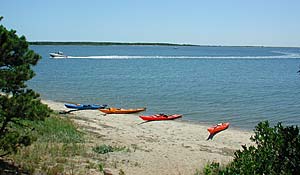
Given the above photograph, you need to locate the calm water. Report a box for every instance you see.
[29,45,300,130]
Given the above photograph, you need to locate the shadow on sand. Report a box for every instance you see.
[206,130,227,140]
[59,109,79,114]
[137,120,153,125]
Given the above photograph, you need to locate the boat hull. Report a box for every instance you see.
[65,103,107,110]
[99,107,146,114]
[49,53,67,58]
[139,114,182,121]
[207,122,230,135]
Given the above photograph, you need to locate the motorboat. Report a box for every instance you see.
[49,51,67,58]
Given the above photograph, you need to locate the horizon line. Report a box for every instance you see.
[28,41,300,49]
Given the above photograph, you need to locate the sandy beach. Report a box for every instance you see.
[43,100,253,175]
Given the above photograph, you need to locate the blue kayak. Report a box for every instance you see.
[64,103,107,110]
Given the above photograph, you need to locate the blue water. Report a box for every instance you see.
[28,45,300,130]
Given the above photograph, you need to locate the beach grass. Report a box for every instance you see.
[6,112,133,175]
[31,115,85,143]
[8,115,87,174]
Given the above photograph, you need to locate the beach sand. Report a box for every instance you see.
[43,100,253,175]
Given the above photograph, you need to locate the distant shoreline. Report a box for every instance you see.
[29,41,197,47]
[29,41,300,48]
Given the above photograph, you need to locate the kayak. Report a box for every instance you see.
[99,107,146,114]
[139,114,182,121]
[207,122,230,135]
[64,103,107,110]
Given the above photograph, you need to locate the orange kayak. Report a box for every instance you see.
[139,114,182,121]
[99,107,146,114]
[207,122,230,135]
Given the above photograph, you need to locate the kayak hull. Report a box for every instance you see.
[139,114,182,121]
[65,103,107,110]
[99,107,146,114]
[207,122,230,135]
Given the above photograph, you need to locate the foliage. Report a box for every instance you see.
[31,116,84,143]
[92,144,128,154]
[9,116,85,174]
[203,121,300,175]
[202,162,221,175]
[93,144,114,154]
[98,163,104,172]
[0,16,51,156]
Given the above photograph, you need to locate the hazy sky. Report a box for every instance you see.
[1,0,300,47]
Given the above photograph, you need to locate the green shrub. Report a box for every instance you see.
[93,145,114,154]
[204,121,300,175]
[202,162,221,175]
[98,163,104,172]
[0,16,52,156]
[92,144,128,154]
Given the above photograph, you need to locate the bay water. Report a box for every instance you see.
[29,45,300,130]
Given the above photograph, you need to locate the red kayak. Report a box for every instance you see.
[207,122,230,135]
[139,114,182,121]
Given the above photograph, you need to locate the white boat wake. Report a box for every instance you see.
[54,52,300,60]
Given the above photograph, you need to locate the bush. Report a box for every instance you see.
[202,162,221,175]
[92,144,128,154]
[204,121,300,175]
[0,16,52,156]
[93,144,114,154]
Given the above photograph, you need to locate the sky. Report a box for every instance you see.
[1,0,300,47]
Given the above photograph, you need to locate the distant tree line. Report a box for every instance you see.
[29,41,197,46]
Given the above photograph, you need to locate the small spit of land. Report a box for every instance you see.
[25,100,251,175]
